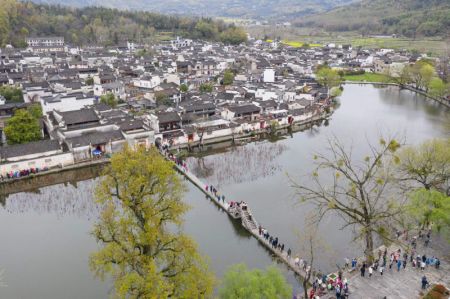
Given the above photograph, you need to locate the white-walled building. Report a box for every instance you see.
[0,140,74,177]
[133,74,161,89]
[40,92,96,114]
[26,37,64,47]
[94,81,126,100]
[263,68,275,83]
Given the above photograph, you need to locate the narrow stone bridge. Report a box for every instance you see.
[171,161,314,283]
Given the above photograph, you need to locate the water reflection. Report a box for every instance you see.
[2,180,100,220]
[186,142,288,187]
[377,86,445,116]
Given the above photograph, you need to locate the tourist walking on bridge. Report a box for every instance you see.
[294,256,300,267]
[351,258,357,270]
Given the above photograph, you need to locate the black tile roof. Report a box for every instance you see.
[65,130,124,147]
[58,109,99,126]
[114,118,145,132]
[0,139,60,159]
[156,111,181,124]
[228,104,260,114]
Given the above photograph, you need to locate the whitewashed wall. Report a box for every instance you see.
[1,152,74,176]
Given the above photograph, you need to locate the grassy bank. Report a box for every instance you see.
[343,73,393,82]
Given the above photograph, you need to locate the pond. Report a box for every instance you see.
[0,84,448,298]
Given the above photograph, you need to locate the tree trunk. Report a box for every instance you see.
[303,273,309,299]
[364,230,374,263]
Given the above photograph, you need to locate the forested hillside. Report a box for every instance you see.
[0,0,247,47]
[296,0,450,37]
[31,0,359,20]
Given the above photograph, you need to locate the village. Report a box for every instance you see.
[0,35,447,179]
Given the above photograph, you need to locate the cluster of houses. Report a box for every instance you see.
[0,35,438,178]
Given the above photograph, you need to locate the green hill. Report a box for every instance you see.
[0,0,247,47]
[295,0,450,37]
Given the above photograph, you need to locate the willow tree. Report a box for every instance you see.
[90,146,215,298]
[218,264,292,299]
[293,137,405,262]
[407,188,450,233]
[315,66,342,93]
[397,138,450,193]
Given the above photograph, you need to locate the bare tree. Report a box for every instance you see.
[299,225,316,299]
[297,221,331,299]
[292,136,406,262]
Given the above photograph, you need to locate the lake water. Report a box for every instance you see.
[0,85,448,298]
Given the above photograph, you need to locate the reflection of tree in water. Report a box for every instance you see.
[186,142,288,187]
[2,179,101,220]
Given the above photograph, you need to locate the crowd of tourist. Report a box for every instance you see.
[0,166,49,181]
[350,229,442,296]
[308,271,349,299]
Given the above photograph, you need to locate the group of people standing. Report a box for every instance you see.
[353,229,442,293]
[309,271,349,299]
[1,166,49,181]
[173,155,188,172]
[357,247,440,277]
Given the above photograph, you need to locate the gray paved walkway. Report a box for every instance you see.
[347,235,450,299]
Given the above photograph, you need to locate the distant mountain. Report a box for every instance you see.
[295,0,450,37]
[30,0,359,20]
